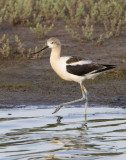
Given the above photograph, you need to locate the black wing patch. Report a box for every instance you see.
[66,63,115,76]
[66,56,84,64]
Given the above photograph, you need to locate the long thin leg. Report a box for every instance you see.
[52,83,88,114]
[80,83,88,124]
[84,101,88,125]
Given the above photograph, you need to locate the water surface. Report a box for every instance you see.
[0,105,126,160]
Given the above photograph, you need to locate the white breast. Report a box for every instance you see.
[50,56,71,81]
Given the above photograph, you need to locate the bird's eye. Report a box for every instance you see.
[51,42,54,44]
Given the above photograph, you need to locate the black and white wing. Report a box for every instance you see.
[66,56,115,76]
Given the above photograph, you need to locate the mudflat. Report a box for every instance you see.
[0,21,126,108]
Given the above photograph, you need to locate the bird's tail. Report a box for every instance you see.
[93,64,116,74]
[104,64,116,69]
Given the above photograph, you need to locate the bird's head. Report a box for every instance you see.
[47,37,61,49]
[31,37,60,56]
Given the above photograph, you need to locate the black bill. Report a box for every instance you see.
[31,45,49,56]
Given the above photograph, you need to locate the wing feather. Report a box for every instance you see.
[66,63,115,76]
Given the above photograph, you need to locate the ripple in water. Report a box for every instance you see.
[0,105,126,160]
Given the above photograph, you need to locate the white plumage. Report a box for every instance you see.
[32,37,116,120]
[50,56,87,83]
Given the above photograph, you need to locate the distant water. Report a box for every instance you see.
[0,105,126,160]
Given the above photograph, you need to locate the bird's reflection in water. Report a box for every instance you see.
[56,114,88,130]
[56,116,63,124]
[45,112,88,159]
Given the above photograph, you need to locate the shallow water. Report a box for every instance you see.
[0,105,126,160]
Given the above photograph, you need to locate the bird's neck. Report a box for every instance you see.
[50,46,61,62]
